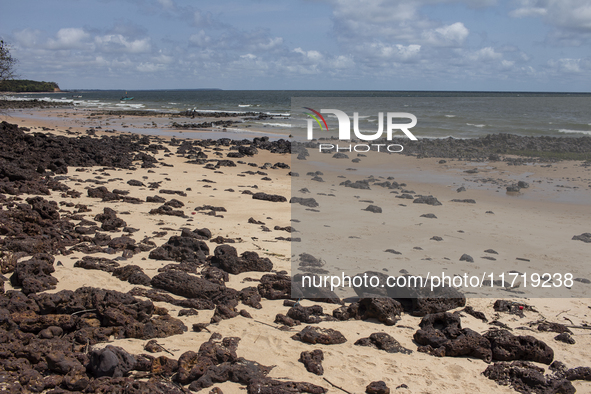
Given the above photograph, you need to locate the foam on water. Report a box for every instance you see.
[558,129,591,135]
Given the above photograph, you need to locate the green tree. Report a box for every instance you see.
[0,40,17,81]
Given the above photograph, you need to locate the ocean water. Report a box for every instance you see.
[6,90,591,139]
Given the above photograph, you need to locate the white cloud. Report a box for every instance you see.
[547,58,584,73]
[47,28,90,50]
[469,46,503,61]
[95,35,151,53]
[510,6,548,18]
[509,0,591,45]
[423,22,469,46]
[189,30,211,47]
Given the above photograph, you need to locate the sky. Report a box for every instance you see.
[1,0,591,91]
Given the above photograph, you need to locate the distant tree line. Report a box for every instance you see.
[0,79,60,92]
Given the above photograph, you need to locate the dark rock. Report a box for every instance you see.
[292,326,347,345]
[299,349,324,375]
[239,287,262,309]
[299,253,324,267]
[538,322,572,334]
[565,366,591,381]
[459,254,474,263]
[258,273,291,300]
[151,270,224,301]
[554,332,575,344]
[10,255,58,294]
[112,265,151,286]
[413,196,442,206]
[287,305,324,324]
[414,312,492,362]
[212,245,273,274]
[572,233,591,243]
[252,193,287,202]
[451,199,476,203]
[275,313,298,327]
[355,333,412,354]
[74,256,119,272]
[88,345,137,378]
[149,235,209,264]
[420,213,437,219]
[290,197,319,208]
[364,205,382,213]
[463,306,488,322]
[147,195,167,203]
[484,329,554,364]
[484,361,575,394]
[366,381,390,394]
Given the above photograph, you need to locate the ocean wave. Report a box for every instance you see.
[115,103,145,109]
[466,123,485,128]
[445,115,456,118]
[255,122,291,128]
[558,129,591,135]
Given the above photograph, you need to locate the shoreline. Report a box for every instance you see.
[0,107,590,393]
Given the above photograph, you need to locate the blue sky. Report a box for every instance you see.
[1,0,590,91]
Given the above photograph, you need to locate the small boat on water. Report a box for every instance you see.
[120,91,134,101]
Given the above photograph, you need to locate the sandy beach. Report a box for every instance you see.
[1,105,591,394]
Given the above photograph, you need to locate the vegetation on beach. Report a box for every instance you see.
[505,149,591,161]
[0,79,60,92]
[0,39,17,81]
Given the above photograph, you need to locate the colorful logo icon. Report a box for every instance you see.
[303,107,328,131]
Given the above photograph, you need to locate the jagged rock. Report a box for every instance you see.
[257,273,292,300]
[10,254,58,294]
[483,361,575,394]
[554,333,575,344]
[414,312,492,362]
[112,265,151,286]
[292,326,347,345]
[299,349,324,375]
[287,305,325,324]
[355,333,412,354]
[572,233,591,243]
[413,195,442,206]
[460,254,474,263]
[239,287,262,309]
[366,381,390,394]
[463,306,488,322]
[147,195,166,203]
[212,245,273,274]
[149,236,209,264]
[484,329,554,364]
[88,345,137,378]
[351,271,465,316]
[252,193,287,202]
[290,197,319,207]
[299,253,324,267]
[151,271,223,300]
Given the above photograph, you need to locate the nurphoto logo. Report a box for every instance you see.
[304,107,418,152]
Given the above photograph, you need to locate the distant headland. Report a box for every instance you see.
[0,79,61,93]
